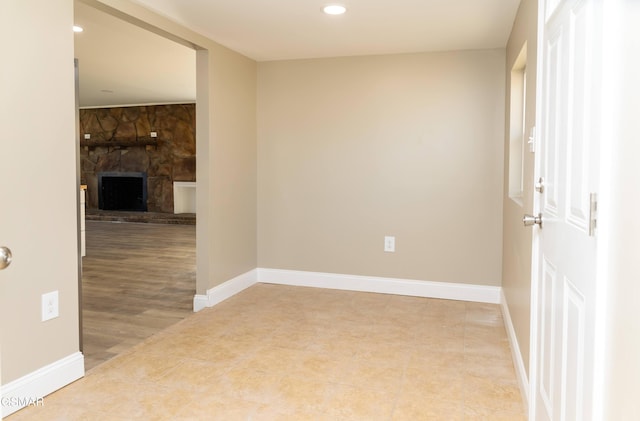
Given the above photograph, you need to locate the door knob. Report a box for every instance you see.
[523,213,543,228]
[0,246,12,270]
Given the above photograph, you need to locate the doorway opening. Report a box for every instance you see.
[74,1,205,370]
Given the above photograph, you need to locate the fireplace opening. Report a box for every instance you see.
[98,172,147,212]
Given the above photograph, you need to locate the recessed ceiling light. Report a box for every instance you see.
[73,25,84,33]
[323,5,346,15]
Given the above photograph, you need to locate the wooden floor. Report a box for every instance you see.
[81,221,196,371]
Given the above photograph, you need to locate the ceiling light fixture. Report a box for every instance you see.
[73,25,84,33]
[323,5,346,15]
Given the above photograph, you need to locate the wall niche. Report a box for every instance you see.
[79,104,195,213]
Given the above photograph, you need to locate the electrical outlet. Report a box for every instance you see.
[150,131,158,138]
[84,133,91,140]
[41,291,59,322]
[384,236,395,252]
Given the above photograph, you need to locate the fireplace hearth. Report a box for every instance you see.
[98,172,147,212]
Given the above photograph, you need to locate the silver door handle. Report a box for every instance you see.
[0,246,12,270]
[523,213,543,228]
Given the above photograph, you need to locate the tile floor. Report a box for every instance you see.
[8,284,525,420]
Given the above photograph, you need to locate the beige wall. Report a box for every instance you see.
[502,0,537,375]
[258,50,505,285]
[0,0,80,382]
[207,44,257,288]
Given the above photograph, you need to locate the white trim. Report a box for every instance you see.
[79,101,195,110]
[193,268,502,309]
[192,294,209,313]
[1,352,84,417]
[193,269,258,312]
[500,289,530,411]
[257,268,501,304]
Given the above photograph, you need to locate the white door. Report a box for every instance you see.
[530,0,602,420]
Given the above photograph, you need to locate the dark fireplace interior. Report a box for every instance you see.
[98,172,148,212]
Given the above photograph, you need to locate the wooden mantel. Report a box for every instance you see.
[79,136,159,148]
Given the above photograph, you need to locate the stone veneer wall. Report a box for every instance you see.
[79,104,195,213]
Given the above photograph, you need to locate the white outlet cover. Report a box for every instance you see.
[41,291,59,322]
[384,236,396,252]
[84,133,91,139]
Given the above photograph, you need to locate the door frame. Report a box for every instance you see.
[74,58,83,352]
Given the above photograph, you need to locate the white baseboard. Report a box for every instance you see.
[193,269,258,312]
[1,352,84,417]
[500,289,529,411]
[193,265,501,310]
[257,268,501,304]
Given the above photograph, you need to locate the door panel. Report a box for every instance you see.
[546,0,563,21]
[540,257,558,416]
[565,0,592,233]
[561,278,585,420]
[542,25,562,216]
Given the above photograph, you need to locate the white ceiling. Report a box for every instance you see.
[132,0,522,61]
[74,1,196,108]
[74,0,521,107]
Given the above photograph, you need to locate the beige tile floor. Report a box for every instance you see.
[9,284,525,420]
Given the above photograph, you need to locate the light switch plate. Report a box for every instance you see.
[42,291,59,322]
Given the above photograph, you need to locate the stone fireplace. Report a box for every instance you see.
[80,104,195,213]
